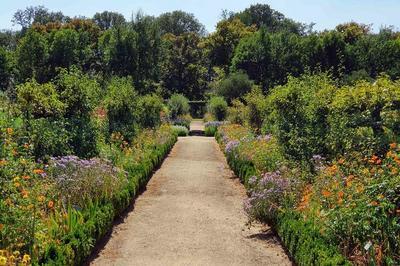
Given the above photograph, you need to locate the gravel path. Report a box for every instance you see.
[90,121,291,266]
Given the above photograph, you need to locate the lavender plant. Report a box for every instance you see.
[48,156,128,209]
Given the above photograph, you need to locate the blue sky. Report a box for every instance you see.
[1,0,399,33]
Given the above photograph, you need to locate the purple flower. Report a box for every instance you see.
[225,140,240,153]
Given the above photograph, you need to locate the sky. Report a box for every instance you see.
[1,0,399,33]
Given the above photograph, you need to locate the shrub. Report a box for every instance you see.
[167,93,190,119]
[207,96,227,121]
[328,76,400,156]
[138,94,164,129]
[227,99,247,125]
[204,121,226,136]
[170,114,192,129]
[104,77,140,141]
[214,72,253,103]
[172,125,189,136]
[266,74,336,164]
[244,87,267,132]
[16,80,65,119]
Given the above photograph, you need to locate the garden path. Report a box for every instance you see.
[90,120,291,266]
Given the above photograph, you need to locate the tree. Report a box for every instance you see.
[214,72,253,103]
[336,22,371,44]
[160,33,208,99]
[49,29,79,69]
[0,48,13,91]
[232,4,306,34]
[93,11,126,30]
[16,30,48,82]
[157,10,206,36]
[205,18,256,70]
[12,5,69,30]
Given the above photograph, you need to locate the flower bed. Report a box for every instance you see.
[0,124,177,265]
[216,124,350,265]
[204,121,227,137]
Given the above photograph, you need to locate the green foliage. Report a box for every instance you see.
[207,96,227,121]
[167,93,190,119]
[156,10,206,36]
[328,76,400,155]
[214,72,253,103]
[244,87,267,132]
[137,94,163,129]
[0,47,13,91]
[93,11,126,30]
[16,79,65,118]
[160,33,208,99]
[227,99,247,125]
[104,77,140,140]
[172,125,189,136]
[48,29,79,69]
[266,74,336,163]
[16,30,48,82]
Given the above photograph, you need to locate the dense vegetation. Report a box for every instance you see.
[1,3,400,265]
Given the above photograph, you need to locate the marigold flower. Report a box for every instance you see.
[370,201,379,206]
[33,169,45,175]
[22,175,30,180]
[21,190,29,199]
[48,200,54,208]
[322,189,332,197]
[6,127,13,135]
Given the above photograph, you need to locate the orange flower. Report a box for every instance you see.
[14,182,21,188]
[48,201,54,208]
[390,143,397,149]
[21,190,29,198]
[0,224,3,231]
[370,201,379,206]
[322,189,332,197]
[0,160,6,167]
[33,169,44,175]
[391,168,398,175]
[338,191,345,198]
[6,127,13,135]
[22,175,30,180]
[338,158,345,165]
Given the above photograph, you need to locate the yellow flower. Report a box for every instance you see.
[37,195,45,202]
[23,254,30,262]
[0,256,7,266]
[14,182,21,188]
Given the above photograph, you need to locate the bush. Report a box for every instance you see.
[170,113,192,130]
[204,121,226,136]
[207,96,227,121]
[168,93,190,119]
[266,74,336,164]
[104,77,140,141]
[138,94,164,129]
[214,72,253,103]
[172,125,189,136]
[328,76,400,156]
[227,99,247,125]
[244,87,267,132]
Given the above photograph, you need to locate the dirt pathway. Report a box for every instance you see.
[90,121,291,266]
